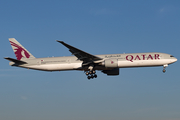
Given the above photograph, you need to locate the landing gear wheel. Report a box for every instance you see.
[86,72,89,75]
[94,74,97,78]
[91,75,94,79]
[87,76,91,80]
[163,69,166,73]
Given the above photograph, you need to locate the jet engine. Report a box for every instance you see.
[104,59,118,68]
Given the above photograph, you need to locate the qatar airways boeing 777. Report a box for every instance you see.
[5,38,177,79]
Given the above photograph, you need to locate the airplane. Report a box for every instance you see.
[4,38,177,79]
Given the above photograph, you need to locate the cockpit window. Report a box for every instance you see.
[170,55,174,57]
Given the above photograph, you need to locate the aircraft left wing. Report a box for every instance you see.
[56,41,102,63]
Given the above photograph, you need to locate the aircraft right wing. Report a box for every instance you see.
[56,41,103,63]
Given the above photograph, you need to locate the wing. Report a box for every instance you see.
[56,41,102,63]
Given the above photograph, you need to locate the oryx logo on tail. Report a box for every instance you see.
[10,41,30,60]
[9,38,35,60]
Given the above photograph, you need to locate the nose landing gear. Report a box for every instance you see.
[163,64,168,73]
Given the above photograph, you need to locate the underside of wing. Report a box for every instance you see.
[56,41,102,63]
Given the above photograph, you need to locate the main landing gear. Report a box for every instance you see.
[85,71,97,80]
[84,65,98,79]
[163,64,168,73]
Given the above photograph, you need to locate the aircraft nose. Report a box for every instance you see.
[172,57,177,63]
[175,57,178,62]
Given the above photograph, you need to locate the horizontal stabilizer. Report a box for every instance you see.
[4,57,27,64]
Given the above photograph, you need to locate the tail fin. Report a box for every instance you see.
[9,38,35,60]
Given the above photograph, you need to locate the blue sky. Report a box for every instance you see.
[0,0,180,120]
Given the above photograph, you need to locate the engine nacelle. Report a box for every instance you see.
[104,59,118,68]
[102,68,119,76]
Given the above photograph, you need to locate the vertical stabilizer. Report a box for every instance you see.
[9,38,35,60]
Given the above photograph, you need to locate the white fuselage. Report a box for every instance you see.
[10,52,177,71]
